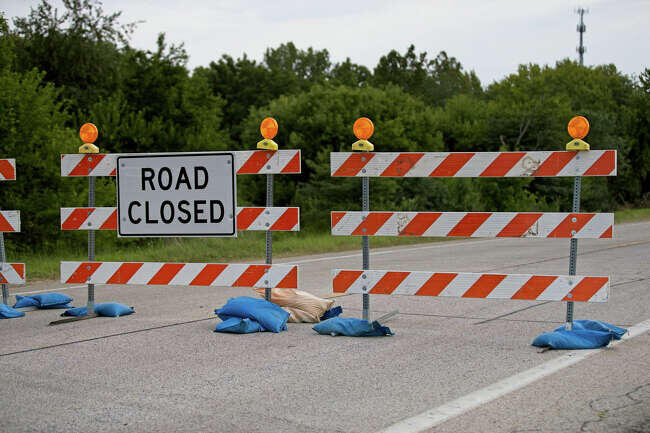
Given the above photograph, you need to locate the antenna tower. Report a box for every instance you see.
[576,8,588,66]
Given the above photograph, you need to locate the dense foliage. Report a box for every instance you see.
[1,1,648,252]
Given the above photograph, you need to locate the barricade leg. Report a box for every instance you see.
[265,173,273,301]
[362,176,370,320]
[1,233,7,305]
[87,176,95,314]
[566,176,582,330]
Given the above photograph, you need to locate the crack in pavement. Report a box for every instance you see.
[579,383,650,433]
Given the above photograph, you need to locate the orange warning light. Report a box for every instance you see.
[79,123,98,143]
[567,116,589,139]
[353,117,374,140]
[260,117,278,140]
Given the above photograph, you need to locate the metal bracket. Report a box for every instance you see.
[565,139,590,151]
[49,313,100,325]
[257,139,278,150]
[352,139,374,151]
[78,143,100,154]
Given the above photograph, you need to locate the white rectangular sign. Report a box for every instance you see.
[116,153,236,237]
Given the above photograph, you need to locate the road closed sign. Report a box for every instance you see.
[116,153,236,237]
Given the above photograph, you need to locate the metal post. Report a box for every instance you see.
[87,176,95,314]
[362,176,370,320]
[565,176,581,330]
[265,173,273,301]
[566,9,587,331]
[0,233,7,305]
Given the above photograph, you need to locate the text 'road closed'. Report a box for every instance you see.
[116,153,236,237]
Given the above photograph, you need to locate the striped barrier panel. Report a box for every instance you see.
[61,262,298,288]
[61,207,300,231]
[331,211,613,238]
[0,263,26,285]
[0,159,16,181]
[61,150,302,177]
[332,269,609,302]
[0,210,21,233]
[331,150,616,177]
[0,160,24,305]
[236,207,299,231]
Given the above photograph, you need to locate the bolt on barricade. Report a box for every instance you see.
[58,120,301,322]
[330,117,616,326]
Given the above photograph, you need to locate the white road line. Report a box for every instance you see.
[278,239,499,265]
[378,318,650,433]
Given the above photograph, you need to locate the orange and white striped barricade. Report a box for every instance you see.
[61,206,300,232]
[331,117,616,327]
[0,159,25,305]
[61,262,298,289]
[60,120,301,318]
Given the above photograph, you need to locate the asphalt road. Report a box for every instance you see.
[1,221,648,433]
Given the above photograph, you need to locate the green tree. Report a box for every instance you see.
[373,45,482,106]
[86,34,231,154]
[11,0,137,115]
[484,60,639,211]
[238,84,445,230]
[330,58,371,87]
[0,14,83,251]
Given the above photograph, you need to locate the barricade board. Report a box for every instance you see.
[61,207,299,231]
[62,262,298,288]
[0,263,25,284]
[61,150,302,177]
[116,153,236,237]
[0,210,21,233]
[332,269,609,302]
[236,207,300,231]
[331,150,616,177]
[0,159,16,181]
[331,211,613,238]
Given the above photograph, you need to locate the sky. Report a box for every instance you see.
[3,0,649,85]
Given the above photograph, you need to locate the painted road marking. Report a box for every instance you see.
[377,318,650,433]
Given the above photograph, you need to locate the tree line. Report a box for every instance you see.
[1,0,648,252]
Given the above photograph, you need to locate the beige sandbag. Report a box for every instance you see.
[282,307,321,323]
[254,288,334,323]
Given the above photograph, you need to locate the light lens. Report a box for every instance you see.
[79,123,98,143]
[567,116,589,139]
[260,117,278,139]
[353,117,374,140]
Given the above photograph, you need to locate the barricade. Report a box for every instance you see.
[0,158,26,305]
[58,120,300,320]
[330,116,616,328]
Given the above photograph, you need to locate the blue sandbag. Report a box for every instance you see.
[313,317,394,337]
[1,303,25,319]
[214,317,264,333]
[96,303,134,317]
[30,293,73,307]
[62,306,88,317]
[215,297,289,333]
[62,302,134,318]
[320,306,343,321]
[532,320,627,350]
[14,293,72,309]
[40,303,72,309]
[13,295,39,308]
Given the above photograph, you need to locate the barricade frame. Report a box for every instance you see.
[0,159,25,305]
[330,119,617,328]
[58,121,301,320]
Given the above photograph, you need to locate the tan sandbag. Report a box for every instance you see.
[254,288,334,323]
[282,307,321,323]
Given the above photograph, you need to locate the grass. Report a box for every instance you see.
[21,230,443,281]
[613,207,650,224]
[18,207,650,281]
